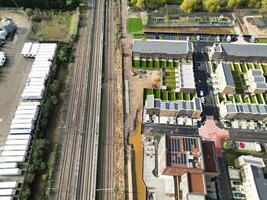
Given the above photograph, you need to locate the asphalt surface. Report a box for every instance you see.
[229,129,267,143]
[96,0,115,199]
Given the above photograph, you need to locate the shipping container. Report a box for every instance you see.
[0,156,25,163]
[7,135,31,140]
[0,168,22,176]
[5,140,30,146]
[0,189,16,196]
[21,42,32,57]
[0,163,17,169]
[1,151,27,157]
[15,110,37,115]
[28,72,48,78]
[10,123,33,130]
[0,145,28,151]
[17,105,39,110]
[9,129,32,135]
[11,119,33,125]
[0,182,18,189]
[0,196,13,200]
[18,102,40,106]
[13,114,36,120]
[29,43,40,57]
[26,81,44,86]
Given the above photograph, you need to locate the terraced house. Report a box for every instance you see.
[209,43,267,62]
[132,39,194,61]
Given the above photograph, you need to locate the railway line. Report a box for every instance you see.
[76,0,105,199]
[96,0,115,199]
[55,7,93,200]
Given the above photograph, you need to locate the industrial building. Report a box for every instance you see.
[132,39,194,61]
[247,69,267,94]
[215,62,236,95]
[219,102,267,121]
[144,95,202,120]
[209,43,267,62]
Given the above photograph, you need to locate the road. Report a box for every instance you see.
[55,6,93,200]
[96,0,115,199]
[229,129,267,143]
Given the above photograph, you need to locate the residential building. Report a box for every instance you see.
[158,135,206,200]
[209,43,267,62]
[202,141,220,179]
[215,62,236,95]
[235,155,265,169]
[144,95,202,119]
[219,102,267,121]
[247,69,267,94]
[240,165,267,200]
[132,39,194,61]
[179,63,196,92]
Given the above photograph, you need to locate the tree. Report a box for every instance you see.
[203,0,220,12]
[248,0,261,8]
[227,0,246,9]
[136,0,144,8]
[180,0,198,13]
[261,0,267,12]
[144,0,167,9]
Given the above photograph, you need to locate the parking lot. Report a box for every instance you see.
[0,11,32,145]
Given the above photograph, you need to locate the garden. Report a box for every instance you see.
[132,57,180,69]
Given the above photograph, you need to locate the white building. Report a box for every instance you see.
[240,164,267,200]
[247,69,267,94]
[215,62,235,95]
[235,155,265,168]
[179,63,196,92]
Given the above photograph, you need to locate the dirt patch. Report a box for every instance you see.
[0,10,30,28]
[144,26,234,35]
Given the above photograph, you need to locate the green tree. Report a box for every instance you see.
[248,0,261,8]
[144,0,167,9]
[180,0,198,13]
[261,0,267,12]
[136,0,145,8]
[203,0,220,12]
[227,0,246,9]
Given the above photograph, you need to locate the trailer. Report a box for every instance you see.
[1,151,27,157]
[11,119,33,125]
[0,182,18,189]
[29,43,40,57]
[9,129,32,135]
[0,163,18,169]
[10,123,33,130]
[0,168,22,176]
[13,114,36,120]
[7,135,31,140]
[0,196,13,200]
[0,145,28,151]
[21,42,32,57]
[5,140,30,146]
[0,156,25,163]
[0,189,16,196]
[18,102,40,106]
[15,109,37,115]
[17,105,39,110]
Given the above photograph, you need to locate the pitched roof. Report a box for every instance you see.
[133,39,193,55]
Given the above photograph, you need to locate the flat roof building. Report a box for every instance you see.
[209,43,267,62]
[215,62,236,95]
[235,155,265,168]
[132,39,194,60]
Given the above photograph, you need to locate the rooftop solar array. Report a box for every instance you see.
[166,135,202,169]
[224,103,267,115]
[132,39,193,55]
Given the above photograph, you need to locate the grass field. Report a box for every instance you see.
[31,11,78,41]
[127,18,144,34]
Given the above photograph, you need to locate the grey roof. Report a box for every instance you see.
[251,165,267,200]
[242,104,251,113]
[256,82,267,89]
[251,69,263,76]
[236,104,244,112]
[226,104,237,113]
[133,39,193,55]
[220,43,267,58]
[222,63,235,88]
[258,105,267,114]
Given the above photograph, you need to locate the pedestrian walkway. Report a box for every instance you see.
[199,116,229,157]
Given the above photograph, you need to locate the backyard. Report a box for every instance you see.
[127,17,144,34]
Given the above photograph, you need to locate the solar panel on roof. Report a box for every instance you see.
[244,158,263,166]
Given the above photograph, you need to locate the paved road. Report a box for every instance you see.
[143,124,198,136]
[76,0,105,199]
[96,0,115,199]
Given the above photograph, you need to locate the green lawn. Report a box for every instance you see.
[240,63,247,73]
[257,38,267,43]
[127,18,144,34]
[256,94,264,104]
[153,89,161,99]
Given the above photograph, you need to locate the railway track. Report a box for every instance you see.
[55,8,93,200]
[76,0,105,199]
[96,0,115,199]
